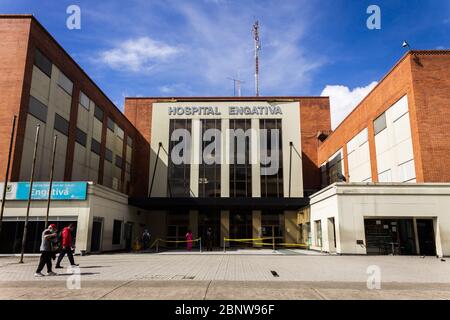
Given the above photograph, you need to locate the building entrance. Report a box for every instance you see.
[365,218,415,255]
[166,211,189,248]
[229,211,252,247]
[416,219,436,256]
[198,210,220,249]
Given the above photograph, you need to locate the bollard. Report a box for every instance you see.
[156,239,159,253]
[272,237,275,253]
[223,238,226,253]
[199,238,202,253]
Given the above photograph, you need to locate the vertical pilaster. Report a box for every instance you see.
[220,210,229,247]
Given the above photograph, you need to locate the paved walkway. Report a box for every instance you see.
[1,252,449,299]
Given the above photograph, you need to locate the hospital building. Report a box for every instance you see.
[1,15,450,256]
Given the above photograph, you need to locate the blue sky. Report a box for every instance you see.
[1,0,449,128]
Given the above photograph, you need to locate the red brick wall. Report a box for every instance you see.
[0,17,32,182]
[298,97,331,192]
[409,52,450,182]
[317,50,450,184]
[318,53,416,182]
[124,98,152,196]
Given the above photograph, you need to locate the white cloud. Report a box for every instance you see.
[98,37,180,72]
[321,81,378,129]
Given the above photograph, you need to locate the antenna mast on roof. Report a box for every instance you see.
[227,71,245,97]
[252,20,261,97]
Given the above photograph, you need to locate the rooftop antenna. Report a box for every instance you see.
[227,72,245,97]
[252,20,261,96]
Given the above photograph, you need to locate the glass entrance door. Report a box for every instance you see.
[229,211,252,247]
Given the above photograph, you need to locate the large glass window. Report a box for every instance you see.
[34,49,52,77]
[199,119,221,197]
[260,119,283,197]
[229,119,252,197]
[167,119,191,197]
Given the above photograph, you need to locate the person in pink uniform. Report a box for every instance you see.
[185,230,193,251]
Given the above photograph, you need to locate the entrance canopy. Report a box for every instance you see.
[129,197,309,211]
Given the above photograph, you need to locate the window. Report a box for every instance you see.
[260,119,283,197]
[105,148,113,162]
[91,138,101,155]
[34,49,52,77]
[374,113,387,135]
[315,220,322,247]
[107,118,115,131]
[28,96,48,123]
[125,161,131,174]
[54,114,69,136]
[112,220,122,245]
[94,105,104,121]
[328,151,344,183]
[115,155,123,169]
[57,72,73,95]
[79,91,90,110]
[229,119,252,197]
[398,160,415,182]
[167,119,191,197]
[116,127,124,140]
[199,119,221,197]
[75,128,87,147]
[127,136,133,147]
[378,169,392,183]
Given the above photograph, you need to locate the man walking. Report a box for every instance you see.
[34,224,58,277]
[55,223,78,268]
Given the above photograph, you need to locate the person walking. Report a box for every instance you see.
[55,223,78,268]
[185,230,193,251]
[206,227,213,251]
[35,224,58,277]
[141,229,151,250]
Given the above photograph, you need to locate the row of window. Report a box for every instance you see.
[31,48,133,188]
[166,119,284,198]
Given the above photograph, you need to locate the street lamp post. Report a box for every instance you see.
[45,135,58,226]
[19,125,40,263]
[0,115,17,237]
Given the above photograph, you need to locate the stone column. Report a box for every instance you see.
[220,210,229,247]
[252,210,262,247]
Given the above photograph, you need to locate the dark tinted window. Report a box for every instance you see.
[94,105,104,121]
[75,128,87,147]
[107,118,115,131]
[260,119,283,197]
[167,119,191,197]
[115,155,123,169]
[91,139,101,155]
[105,148,113,162]
[28,96,48,123]
[34,49,52,77]
[54,114,69,136]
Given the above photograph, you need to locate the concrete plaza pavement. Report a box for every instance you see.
[1,250,450,300]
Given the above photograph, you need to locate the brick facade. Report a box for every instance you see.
[318,50,450,184]
[0,15,147,196]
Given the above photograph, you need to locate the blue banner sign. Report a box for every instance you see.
[14,182,87,200]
